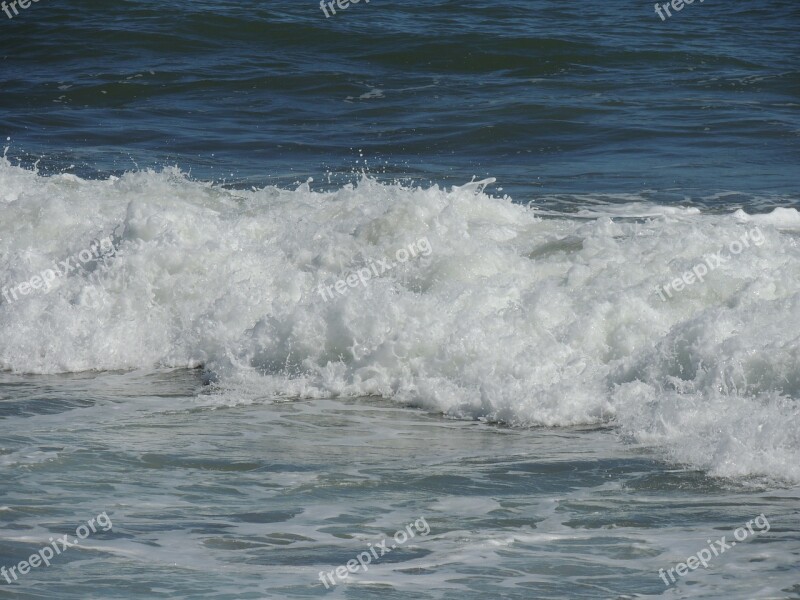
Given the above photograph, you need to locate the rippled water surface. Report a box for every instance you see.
[1,1,799,598]
[1,0,799,204]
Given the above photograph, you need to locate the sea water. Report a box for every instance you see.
[1,161,799,598]
[2,0,799,597]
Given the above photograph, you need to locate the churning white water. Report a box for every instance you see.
[1,157,799,482]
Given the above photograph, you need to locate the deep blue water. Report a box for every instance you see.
[1,0,798,205]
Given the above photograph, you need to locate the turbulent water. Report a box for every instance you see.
[1,1,800,599]
[2,160,800,484]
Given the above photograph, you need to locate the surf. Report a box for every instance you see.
[1,157,799,483]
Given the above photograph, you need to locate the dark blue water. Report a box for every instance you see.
[1,0,798,206]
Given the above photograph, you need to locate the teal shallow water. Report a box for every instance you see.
[1,371,798,599]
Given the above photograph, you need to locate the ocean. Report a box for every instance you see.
[1,1,799,598]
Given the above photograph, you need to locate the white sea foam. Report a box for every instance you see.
[1,158,798,482]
